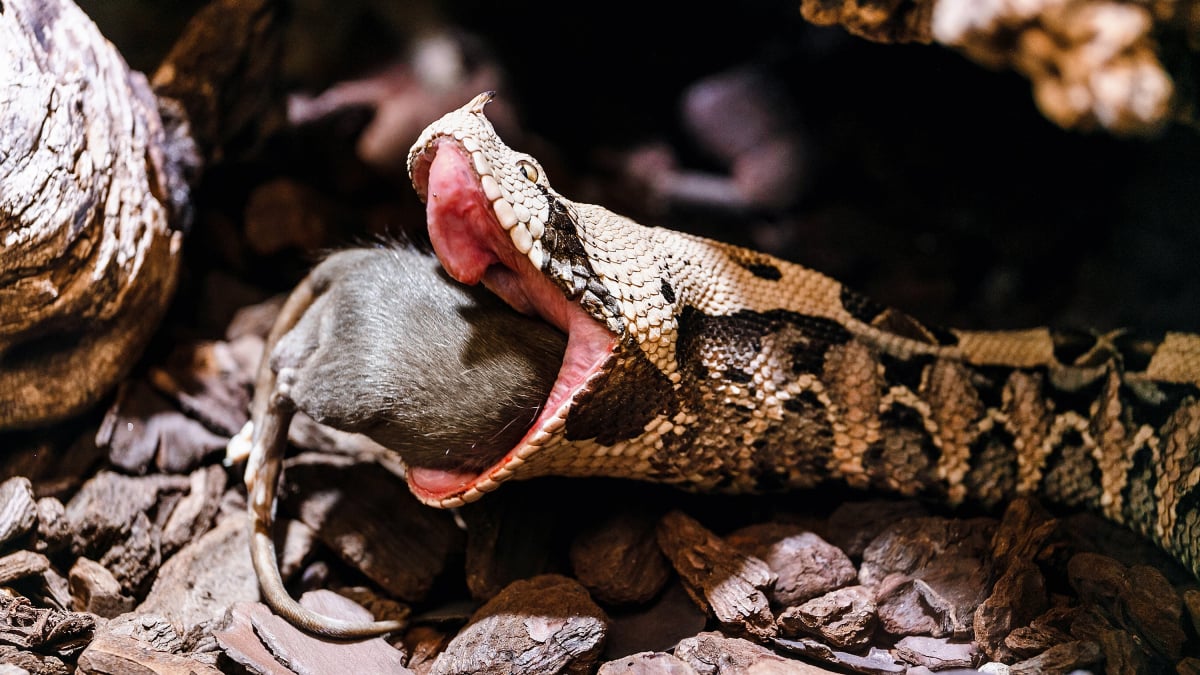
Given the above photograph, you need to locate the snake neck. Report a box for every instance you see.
[405,93,1200,579]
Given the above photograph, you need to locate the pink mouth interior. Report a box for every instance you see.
[406,139,617,501]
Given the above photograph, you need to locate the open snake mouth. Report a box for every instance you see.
[406,137,618,506]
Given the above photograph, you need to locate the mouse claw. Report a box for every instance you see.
[225,421,255,466]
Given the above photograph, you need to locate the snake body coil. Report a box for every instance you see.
[244,92,1200,637]
[405,93,1200,574]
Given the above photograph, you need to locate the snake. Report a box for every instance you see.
[237,91,1200,638]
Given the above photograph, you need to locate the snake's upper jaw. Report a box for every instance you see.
[406,135,618,507]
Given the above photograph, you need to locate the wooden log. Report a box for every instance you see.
[0,0,191,429]
[0,0,281,430]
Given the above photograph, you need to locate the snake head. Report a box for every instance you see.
[405,93,678,506]
[408,92,663,334]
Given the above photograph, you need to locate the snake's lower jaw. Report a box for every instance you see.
[404,326,615,506]
[407,136,619,507]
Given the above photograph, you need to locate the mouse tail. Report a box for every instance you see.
[236,271,405,639]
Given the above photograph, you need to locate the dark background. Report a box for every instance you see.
[82,0,1200,336]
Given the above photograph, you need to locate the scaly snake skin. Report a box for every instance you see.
[243,91,1200,636]
[405,92,1200,570]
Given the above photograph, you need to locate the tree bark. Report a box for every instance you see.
[0,0,194,429]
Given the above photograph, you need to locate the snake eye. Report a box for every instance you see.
[517,160,539,183]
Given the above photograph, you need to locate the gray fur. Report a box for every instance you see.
[270,245,564,470]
